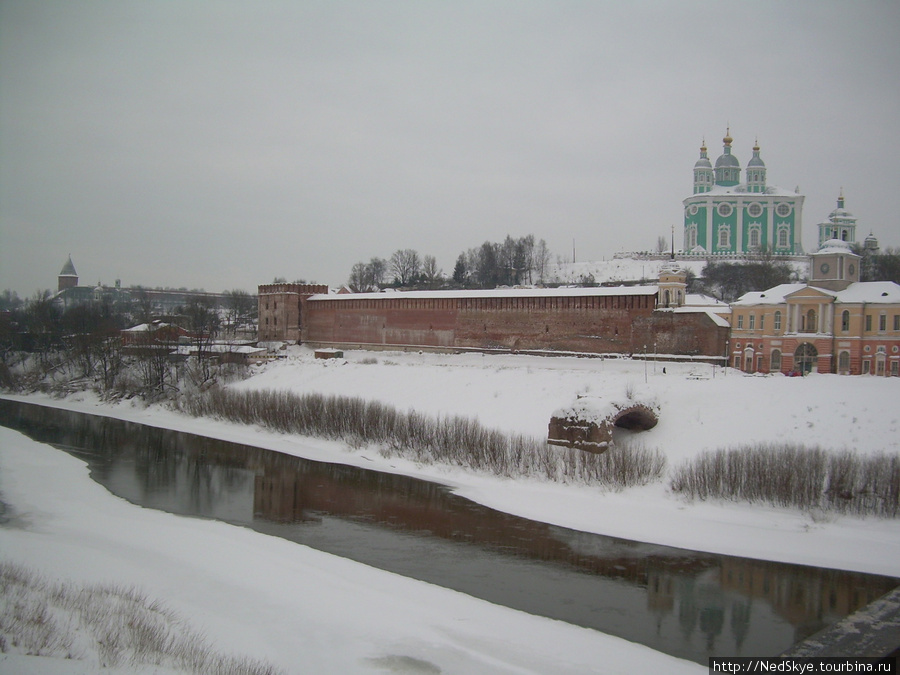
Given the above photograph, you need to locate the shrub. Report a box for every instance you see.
[670,443,900,517]
[177,387,665,488]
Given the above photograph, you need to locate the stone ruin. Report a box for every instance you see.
[547,395,659,454]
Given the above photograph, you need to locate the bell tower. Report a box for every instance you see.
[810,240,860,292]
[657,262,687,309]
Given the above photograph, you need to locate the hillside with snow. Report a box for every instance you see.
[548,254,809,286]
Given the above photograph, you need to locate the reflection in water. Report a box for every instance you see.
[1,399,896,665]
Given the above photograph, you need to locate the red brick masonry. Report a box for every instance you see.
[301,288,728,358]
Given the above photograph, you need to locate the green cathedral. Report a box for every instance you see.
[683,130,804,256]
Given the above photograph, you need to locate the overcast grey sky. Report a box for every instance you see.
[2,1,898,296]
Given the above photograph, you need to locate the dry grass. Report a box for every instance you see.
[0,561,282,674]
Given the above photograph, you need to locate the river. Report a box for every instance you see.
[0,398,896,665]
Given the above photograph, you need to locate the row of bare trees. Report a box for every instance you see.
[347,234,552,292]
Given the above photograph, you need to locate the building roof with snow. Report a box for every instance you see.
[309,285,659,302]
[734,281,900,306]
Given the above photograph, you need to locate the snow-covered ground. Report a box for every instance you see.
[549,256,709,284]
[548,255,808,285]
[2,347,899,673]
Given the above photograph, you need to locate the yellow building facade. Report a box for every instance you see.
[730,241,900,376]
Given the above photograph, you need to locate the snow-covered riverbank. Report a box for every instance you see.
[2,348,899,673]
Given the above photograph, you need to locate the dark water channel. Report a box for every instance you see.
[1,399,897,665]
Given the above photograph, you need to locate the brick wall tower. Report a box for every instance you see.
[258,283,328,343]
[58,255,78,292]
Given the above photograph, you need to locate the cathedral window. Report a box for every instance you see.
[777,227,789,249]
[776,203,791,217]
[748,203,762,217]
[718,225,731,249]
[748,226,761,249]
[686,225,698,249]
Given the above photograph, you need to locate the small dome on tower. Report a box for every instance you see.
[715,127,739,168]
[828,190,853,219]
[694,141,712,169]
[747,139,765,168]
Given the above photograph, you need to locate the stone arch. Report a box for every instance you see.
[794,342,818,375]
[611,404,659,432]
[548,400,659,453]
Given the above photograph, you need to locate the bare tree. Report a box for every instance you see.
[348,262,371,292]
[421,255,443,288]
[223,289,254,336]
[656,236,668,254]
[368,257,387,288]
[533,239,552,285]
[132,286,155,324]
[183,296,220,386]
[132,326,173,401]
[389,249,421,286]
[348,257,389,292]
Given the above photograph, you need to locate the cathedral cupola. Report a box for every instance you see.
[714,128,741,187]
[816,189,858,248]
[746,138,766,193]
[693,139,714,194]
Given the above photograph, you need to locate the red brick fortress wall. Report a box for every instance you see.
[302,290,727,357]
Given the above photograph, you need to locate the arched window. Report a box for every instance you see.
[771,349,782,373]
[805,309,817,333]
[841,310,850,332]
[686,225,698,250]
[777,227,789,249]
[838,351,850,374]
[718,225,730,249]
[748,227,760,249]
[774,310,782,331]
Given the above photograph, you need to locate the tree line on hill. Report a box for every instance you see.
[347,234,553,292]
